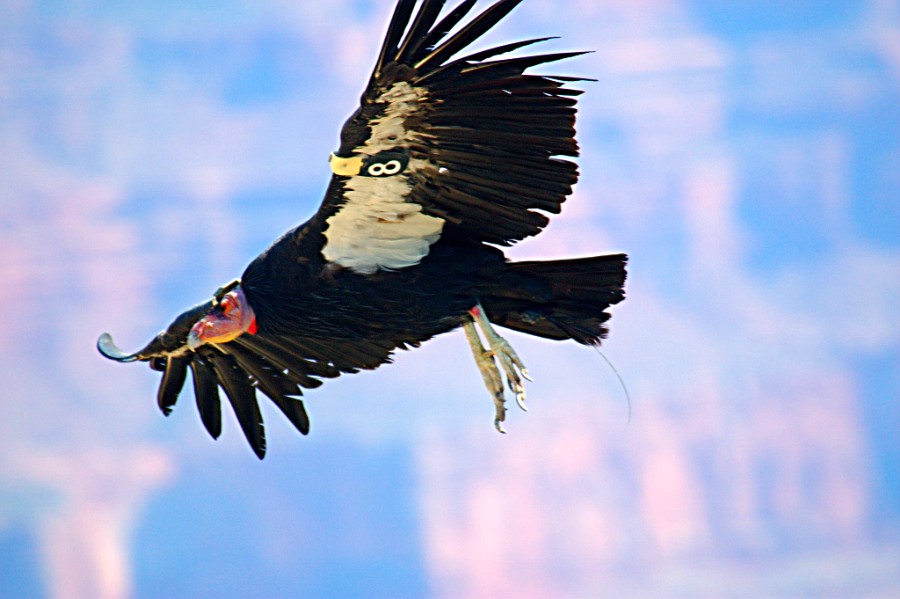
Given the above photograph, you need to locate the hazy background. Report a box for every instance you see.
[1,0,898,597]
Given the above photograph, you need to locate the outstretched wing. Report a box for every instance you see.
[98,303,399,459]
[316,0,586,274]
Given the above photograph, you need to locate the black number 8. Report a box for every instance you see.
[368,160,402,177]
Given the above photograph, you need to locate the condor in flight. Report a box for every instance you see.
[98,0,627,458]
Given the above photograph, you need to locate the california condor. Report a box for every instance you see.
[98,0,628,459]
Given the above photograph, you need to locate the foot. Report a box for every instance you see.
[464,303,533,433]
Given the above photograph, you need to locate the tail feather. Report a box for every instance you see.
[484,253,627,345]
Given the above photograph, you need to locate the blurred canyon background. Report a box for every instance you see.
[1,0,898,597]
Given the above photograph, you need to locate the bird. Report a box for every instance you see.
[98,0,628,459]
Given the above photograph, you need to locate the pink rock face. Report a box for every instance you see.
[415,374,871,598]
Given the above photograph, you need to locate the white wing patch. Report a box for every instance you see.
[322,175,443,274]
[323,81,444,274]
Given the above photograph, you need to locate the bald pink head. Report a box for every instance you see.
[187,286,257,350]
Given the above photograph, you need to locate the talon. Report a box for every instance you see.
[515,390,528,412]
[494,394,506,424]
[522,368,533,382]
[494,418,506,434]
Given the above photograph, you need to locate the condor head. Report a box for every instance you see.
[187,285,257,350]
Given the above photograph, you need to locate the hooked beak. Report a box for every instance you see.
[187,286,256,351]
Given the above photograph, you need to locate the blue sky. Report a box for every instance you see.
[1,1,898,597]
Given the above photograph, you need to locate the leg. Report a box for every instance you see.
[463,318,507,433]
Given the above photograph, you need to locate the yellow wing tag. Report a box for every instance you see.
[329,153,365,176]
[330,150,411,178]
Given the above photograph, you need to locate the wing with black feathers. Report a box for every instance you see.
[98,302,398,459]
[317,0,586,274]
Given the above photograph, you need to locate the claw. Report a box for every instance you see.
[522,368,533,382]
[515,389,528,412]
[493,390,506,431]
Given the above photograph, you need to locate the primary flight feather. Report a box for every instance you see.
[98,0,627,459]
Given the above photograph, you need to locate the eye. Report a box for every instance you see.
[220,295,235,314]
[368,163,386,177]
